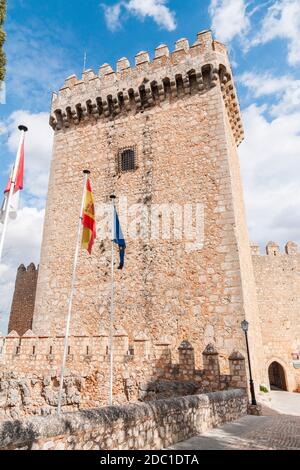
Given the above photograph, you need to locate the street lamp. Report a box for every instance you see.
[241,320,257,406]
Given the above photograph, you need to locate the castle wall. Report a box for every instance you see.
[8,264,38,336]
[0,330,246,420]
[252,242,300,392]
[31,31,259,376]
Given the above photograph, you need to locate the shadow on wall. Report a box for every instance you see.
[129,341,247,402]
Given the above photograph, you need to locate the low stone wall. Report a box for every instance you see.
[0,339,247,420]
[0,389,247,450]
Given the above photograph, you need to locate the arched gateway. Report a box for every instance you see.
[268,361,287,391]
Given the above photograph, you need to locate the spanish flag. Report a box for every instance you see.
[81,178,96,254]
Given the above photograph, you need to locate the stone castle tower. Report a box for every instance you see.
[8,263,38,336]
[31,30,266,384]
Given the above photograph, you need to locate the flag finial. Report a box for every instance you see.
[18,125,28,132]
[110,195,116,200]
[83,169,91,175]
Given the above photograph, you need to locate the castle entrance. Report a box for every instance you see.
[268,362,287,391]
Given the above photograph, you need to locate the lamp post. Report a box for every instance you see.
[241,320,257,406]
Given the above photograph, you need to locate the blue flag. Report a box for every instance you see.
[113,207,126,270]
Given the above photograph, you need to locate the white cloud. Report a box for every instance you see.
[102,3,123,32]
[239,104,300,248]
[238,72,291,97]
[238,71,300,116]
[251,0,300,66]
[2,111,53,199]
[209,0,250,43]
[209,1,300,67]
[0,208,45,333]
[239,69,300,247]
[271,82,300,116]
[102,0,176,32]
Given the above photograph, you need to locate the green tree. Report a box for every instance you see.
[0,0,6,82]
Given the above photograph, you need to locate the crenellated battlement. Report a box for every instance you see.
[16,263,38,274]
[0,329,246,419]
[251,241,299,257]
[50,30,244,146]
[0,329,246,387]
[0,329,130,372]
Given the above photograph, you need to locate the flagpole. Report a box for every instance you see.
[57,169,90,415]
[0,125,28,264]
[109,194,116,406]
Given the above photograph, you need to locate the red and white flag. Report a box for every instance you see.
[0,136,25,223]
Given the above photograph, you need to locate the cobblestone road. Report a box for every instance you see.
[169,412,300,450]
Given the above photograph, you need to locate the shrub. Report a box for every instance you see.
[0,0,6,82]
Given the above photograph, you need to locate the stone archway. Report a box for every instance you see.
[268,361,287,391]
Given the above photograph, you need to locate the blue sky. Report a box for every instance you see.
[0,0,300,332]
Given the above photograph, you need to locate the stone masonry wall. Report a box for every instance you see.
[32,30,261,382]
[252,242,300,392]
[0,329,246,421]
[0,389,247,450]
[223,105,266,387]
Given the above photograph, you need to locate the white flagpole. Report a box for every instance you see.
[57,169,90,415]
[0,125,28,264]
[109,194,116,406]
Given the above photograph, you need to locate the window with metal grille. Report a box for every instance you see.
[118,147,137,173]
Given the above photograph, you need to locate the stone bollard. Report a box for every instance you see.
[178,340,195,380]
[202,343,220,391]
[228,351,247,389]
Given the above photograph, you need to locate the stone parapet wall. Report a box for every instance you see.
[0,389,247,450]
[0,331,246,420]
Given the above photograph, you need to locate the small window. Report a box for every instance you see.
[118,147,137,173]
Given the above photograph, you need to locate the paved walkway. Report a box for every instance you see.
[169,392,300,450]
[169,414,300,450]
[260,391,300,416]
